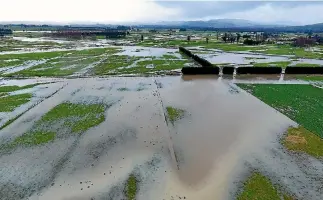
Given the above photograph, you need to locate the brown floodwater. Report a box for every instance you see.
[2,76,321,200]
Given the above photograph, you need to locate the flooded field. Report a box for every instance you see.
[0,76,322,200]
[2,35,323,81]
[187,47,323,67]
[1,33,323,200]
[0,46,194,77]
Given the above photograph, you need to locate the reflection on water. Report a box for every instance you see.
[188,47,323,66]
[116,46,180,58]
[181,74,311,84]
[199,52,288,65]
[0,77,320,200]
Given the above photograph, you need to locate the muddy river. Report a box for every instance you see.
[0,77,322,200]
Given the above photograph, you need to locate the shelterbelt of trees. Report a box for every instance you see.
[0,28,12,36]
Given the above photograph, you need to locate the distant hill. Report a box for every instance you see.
[157,19,280,28]
[138,20,323,33]
[1,19,323,33]
[288,23,323,32]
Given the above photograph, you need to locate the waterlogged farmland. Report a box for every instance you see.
[0,47,192,77]
[1,31,323,200]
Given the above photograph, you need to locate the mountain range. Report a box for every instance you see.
[138,19,323,32]
[157,19,282,28]
[1,19,323,32]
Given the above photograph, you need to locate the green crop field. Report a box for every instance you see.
[294,63,321,67]
[295,75,323,81]
[253,61,291,68]
[238,172,292,200]
[4,102,106,149]
[237,84,323,138]
[0,93,32,112]
[0,83,50,113]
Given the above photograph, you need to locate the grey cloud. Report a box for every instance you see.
[157,1,323,21]
[157,1,264,19]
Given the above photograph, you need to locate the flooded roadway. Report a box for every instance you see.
[0,76,322,200]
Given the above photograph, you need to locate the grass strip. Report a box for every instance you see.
[126,174,138,200]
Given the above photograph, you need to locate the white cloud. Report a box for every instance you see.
[216,3,323,25]
[0,0,181,23]
[1,1,323,25]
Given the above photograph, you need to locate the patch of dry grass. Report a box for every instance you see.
[282,126,323,158]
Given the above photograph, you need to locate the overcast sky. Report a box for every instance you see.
[1,1,323,25]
